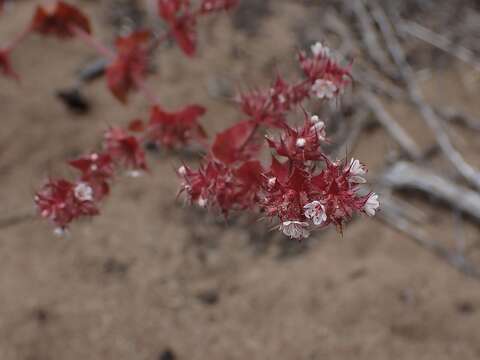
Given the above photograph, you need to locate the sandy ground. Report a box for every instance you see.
[1,1,480,359]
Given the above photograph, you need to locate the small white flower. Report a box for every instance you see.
[178,165,187,176]
[364,193,380,216]
[267,177,277,188]
[310,115,320,123]
[279,221,310,239]
[312,79,337,99]
[198,197,208,208]
[53,227,67,237]
[348,158,367,183]
[74,182,93,202]
[90,153,99,161]
[296,137,306,148]
[311,42,330,58]
[127,170,143,178]
[311,120,326,141]
[278,94,286,103]
[303,201,327,225]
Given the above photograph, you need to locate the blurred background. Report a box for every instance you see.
[1,0,480,359]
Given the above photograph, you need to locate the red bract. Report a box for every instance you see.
[35,179,99,230]
[30,1,91,38]
[146,104,207,149]
[309,161,370,230]
[178,159,263,214]
[103,127,148,171]
[0,49,18,80]
[211,120,259,164]
[68,152,115,200]
[158,0,197,56]
[266,115,327,162]
[106,31,151,103]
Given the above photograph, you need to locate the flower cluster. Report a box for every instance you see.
[178,42,379,240]
[34,101,207,231]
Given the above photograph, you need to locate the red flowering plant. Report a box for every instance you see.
[178,42,379,240]
[2,1,378,237]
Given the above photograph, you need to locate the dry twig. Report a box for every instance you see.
[370,2,480,191]
[382,161,480,222]
[362,91,422,160]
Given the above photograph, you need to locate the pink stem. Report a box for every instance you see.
[133,74,160,106]
[70,26,116,60]
[3,25,32,51]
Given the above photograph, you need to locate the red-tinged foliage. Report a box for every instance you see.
[178,159,263,214]
[146,105,207,149]
[158,0,197,56]
[106,31,151,103]
[68,153,115,200]
[266,116,327,162]
[211,120,258,164]
[35,179,99,230]
[30,1,91,38]
[0,49,19,80]
[103,127,148,171]
[128,118,146,132]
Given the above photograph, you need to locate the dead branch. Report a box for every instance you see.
[349,0,393,72]
[398,20,480,73]
[362,91,422,160]
[436,107,480,132]
[370,2,480,191]
[382,161,480,222]
[379,196,480,280]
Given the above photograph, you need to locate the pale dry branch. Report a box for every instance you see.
[371,3,480,191]
[362,91,422,160]
[382,161,480,222]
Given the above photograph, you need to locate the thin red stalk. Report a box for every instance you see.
[70,26,115,60]
[133,74,160,105]
[3,25,31,51]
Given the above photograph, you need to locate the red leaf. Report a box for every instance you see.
[147,104,206,148]
[105,31,150,103]
[0,49,19,80]
[171,19,197,57]
[128,118,145,132]
[31,1,91,38]
[211,120,257,164]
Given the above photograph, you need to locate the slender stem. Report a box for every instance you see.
[70,26,116,60]
[133,74,159,105]
[3,25,32,51]
[238,123,259,152]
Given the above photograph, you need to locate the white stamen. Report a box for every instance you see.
[198,197,208,208]
[178,165,187,176]
[311,42,330,58]
[74,182,93,202]
[267,177,277,188]
[279,221,310,239]
[364,193,380,216]
[303,201,327,226]
[296,137,306,148]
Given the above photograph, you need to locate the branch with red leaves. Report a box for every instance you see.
[2,1,379,239]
